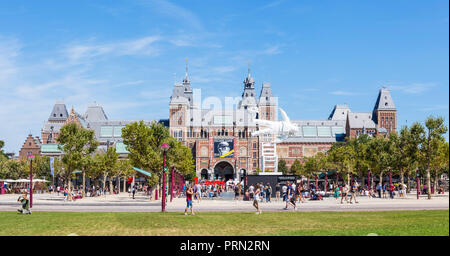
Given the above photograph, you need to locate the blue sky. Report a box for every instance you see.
[0,0,448,154]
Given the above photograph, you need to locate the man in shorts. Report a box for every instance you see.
[341,182,349,204]
[284,182,296,210]
[349,183,359,204]
[184,184,195,215]
[253,188,261,214]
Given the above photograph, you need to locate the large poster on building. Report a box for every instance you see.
[214,139,234,158]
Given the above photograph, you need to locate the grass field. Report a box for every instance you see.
[0,210,448,236]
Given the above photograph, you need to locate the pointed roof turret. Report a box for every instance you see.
[84,103,108,122]
[182,58,191,88]
[328,104,351,121]
[243,60,255,89]
[372,87,396,123]
[48,100,69,122]
[373,87,396,111]
[258,82,275,106]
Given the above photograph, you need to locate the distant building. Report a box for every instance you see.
[37,102,165,158]
[167,66,397,180]
[19,65,397,181]
[18,134,41,159]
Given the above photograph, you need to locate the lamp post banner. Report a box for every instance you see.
[50,157,54,176]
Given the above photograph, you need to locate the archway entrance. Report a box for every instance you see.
[200,169,209,180]
[214,161,234,181]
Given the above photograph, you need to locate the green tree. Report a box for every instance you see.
[278,159,289,175]
[328,143,356,185]
[0,140,8,160]
[32,156,51,180]
[115,159,136,193]
[389,128,411,189]
[430,140,449,193]
[57,123,98,194]
[122,121,195,182]
[403,122,426,193]
[366,135,394,187]
[347,134,371,187]
[420,116,448,199]
[290,159,303,176]
[90,147,118,195]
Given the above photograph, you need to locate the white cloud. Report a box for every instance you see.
[389,83,436,94]
[330,91,359,96]
[144,0,204,31]
[64,36,163,62]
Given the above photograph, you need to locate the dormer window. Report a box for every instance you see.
[60,114,63,117]
[385,102,388,106]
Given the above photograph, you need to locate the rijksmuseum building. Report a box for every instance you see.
[19,67,397,181]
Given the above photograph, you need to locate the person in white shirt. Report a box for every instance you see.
[249,185,255,199]
[253,188,261,214]
[340,183,349,204]
[282,184,287,201]
[195,183,202,203]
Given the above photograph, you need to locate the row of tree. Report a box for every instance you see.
[278,116,449,199]
[0,121,195,197]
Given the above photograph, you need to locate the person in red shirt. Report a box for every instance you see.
[184,184,195,215]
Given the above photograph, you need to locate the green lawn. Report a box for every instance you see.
[0,210,448,236]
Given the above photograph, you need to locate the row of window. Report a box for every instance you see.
[100,126,125,138]
[176,129,257,139]
[295,126,345,137]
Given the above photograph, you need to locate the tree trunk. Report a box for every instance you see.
[400,169,404,189]
[82,170,86,198]
[406,172,411,193]
[103,175,107,196]
[434,170,438,194]
[426,169,432,199]
[109,176,114,196]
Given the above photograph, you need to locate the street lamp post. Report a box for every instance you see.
[416,171,420,200]
[28,154,35,208]
[160,144,170,212]
[170,166,174,202]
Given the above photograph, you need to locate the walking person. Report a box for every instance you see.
[284,182,296,210]
[389,183,395,199]
[253,188,261,214]
[195,182,202,203]
[184,184,195,215]
[334,184,340,200]
[249,184,255,200]
[132,184,136,199]
[265,183,272,203]
[297,184,305,203]
[349,182,359,204]
[340,183,349,204]
[234,183,240,200]
[282,183,288,201]
[275,183,281,202]
[382,184,387,198]
[377,183,382,198]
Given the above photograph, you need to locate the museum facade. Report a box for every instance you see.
[20,66,397,181]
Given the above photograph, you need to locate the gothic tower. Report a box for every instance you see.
[372,87,397,135]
